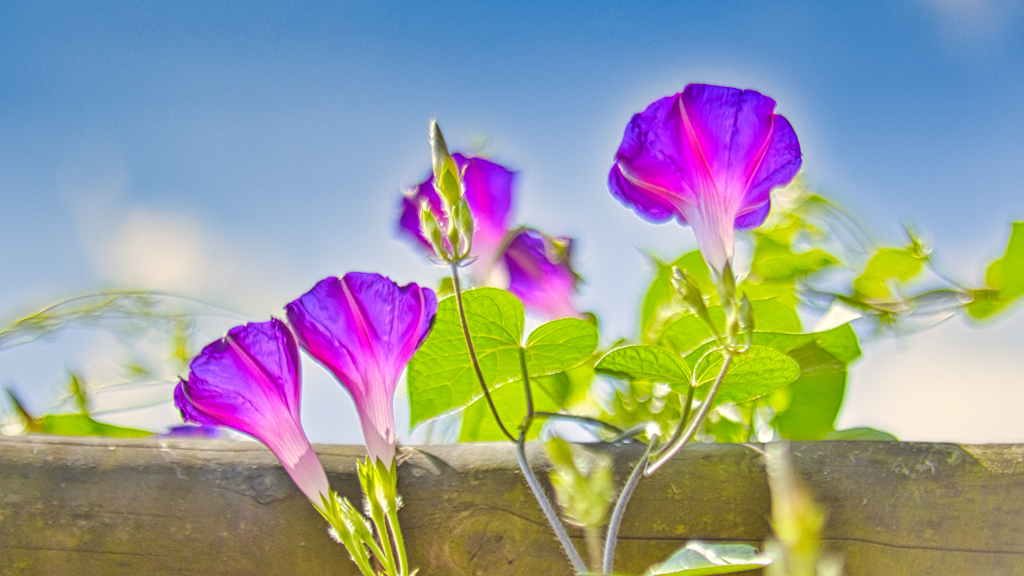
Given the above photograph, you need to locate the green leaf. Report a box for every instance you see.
[556,355,598,408]
[753,323,861,365]
[408,288,525,427]
[750,233,838,283]
[685,346,800,404]
[658,298,802,355]
[675,324,859,428]
[769,348,847,440]
[742,217,837,306]
[965,288,1004,320]
[967,222,1024,320]
[647,541,770,575]
[853,247,927,300]
[458,371,568,441]
[436,276,455,298]
[594,345,691,387]
[524,318,599,376]
[985,222,1024,295]
[408,289,598,430]
[459,322,599,442]
[5,387,152,437]
[38,413,153,437]
[753,324,861,440]
[657,313,714,356]
[825,427,898,441]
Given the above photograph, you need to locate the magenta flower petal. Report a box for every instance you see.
[285,273,437,466]
[503,229,582,320]
[397,154,515,274]
[174,319,329,506]
[609,84,802,271]
[459,154,515,254]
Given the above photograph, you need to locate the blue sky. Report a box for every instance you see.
[2,0,1023,444]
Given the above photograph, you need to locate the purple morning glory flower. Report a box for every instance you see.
[609,84,802,272]
[159,424,224,439]
[285,273,437,467]
[503,229,583,320]
[174,319,330,506]
[398,153,515,281]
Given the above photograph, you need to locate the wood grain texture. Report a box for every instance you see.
[2,436,1023,575]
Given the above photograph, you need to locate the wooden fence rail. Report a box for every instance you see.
[2,436,1023,575]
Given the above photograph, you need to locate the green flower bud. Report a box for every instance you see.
[452,197,475,258]
[718,260,737,305]
[430,120,463,208]
[738,294,755,350]
[418,200,450,260]
[672,267,717,334]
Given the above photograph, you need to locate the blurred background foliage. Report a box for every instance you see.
[4,179,1020,444]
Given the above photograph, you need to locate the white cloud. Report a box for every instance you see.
[99,207,230,294]
[59,154,300,318]
[85,204,294,314]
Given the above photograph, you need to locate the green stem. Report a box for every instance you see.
[386,504,409,576]
[514,346,585,571]
[602,438,657,574]
[606,423,653,445]
[515,431,588,574]
[519,347,534,432]
[660,382,696,456]
[370,503,398,576]
[450,261,515,442]
[359,527,388,569]
[339,531,377,576]
[645,351,734,476]
[585,526,603,573]
[532,411,627,438]
[379,464,410,576]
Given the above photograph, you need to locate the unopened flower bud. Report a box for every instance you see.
[430,121,463,209]
[419,201,450,260]
[738,294,755,349]
[672,267,719,338]
[718,260,737,305]
[452,198,475,257]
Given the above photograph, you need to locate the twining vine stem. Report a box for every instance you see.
[533,411,627,438]
[599,351,734,572]
[448,262,585,572]
[517,347,587,573]
[645,351,734,476]
[449,262,515,442]
[519,347,535,431]
[659,379,697,458]
[602,438,657,574]
[515,430,588,574]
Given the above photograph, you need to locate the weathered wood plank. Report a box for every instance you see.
[1,436,1023,575]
